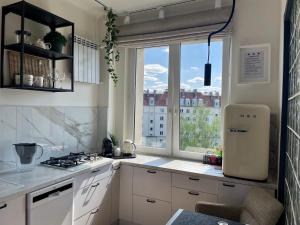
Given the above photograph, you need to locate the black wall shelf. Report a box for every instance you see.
[0,0,75,92]
[4,43,73,60]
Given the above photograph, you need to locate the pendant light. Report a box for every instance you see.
[204,0,236,86]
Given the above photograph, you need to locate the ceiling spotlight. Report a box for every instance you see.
[124,14,130,25]
[158,7,165,19]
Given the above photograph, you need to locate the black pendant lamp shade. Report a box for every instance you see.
[204,63,211,86]
[204,0,236,86]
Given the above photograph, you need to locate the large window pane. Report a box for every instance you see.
[179,41,223,153]
[135,46,169,148]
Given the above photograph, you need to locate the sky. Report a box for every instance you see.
[143,41,223,93]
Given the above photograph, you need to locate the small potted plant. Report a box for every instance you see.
[43,31,67,53]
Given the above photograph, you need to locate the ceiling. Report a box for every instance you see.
[64,0,232,16]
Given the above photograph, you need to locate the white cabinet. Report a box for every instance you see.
[74,164,112,190]
[218,182,252,206]
[172,173,219,195]
[0,195,26,225]
[74,176,110,218]
[133,167,171,201]
[119,165,133,224]
[172,187,217,213]
[132,195,171,225]
[74,208,100,225]
[110,165,120,225]
[73,163,113,223]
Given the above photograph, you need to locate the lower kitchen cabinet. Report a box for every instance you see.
[0,195,26,225]
[218,182,252,206]
[119,165,133,224]
[172,187,218,213]
[110,165,120,225]
[74,176,110,218]
[132,195,171,225]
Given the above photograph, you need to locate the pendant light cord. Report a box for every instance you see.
[207,0,236,63]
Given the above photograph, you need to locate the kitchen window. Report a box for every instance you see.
[134,39,229,159]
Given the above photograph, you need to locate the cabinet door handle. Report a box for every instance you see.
[91,169,101,173]
[91,183,100,188]
[146,199,156,203]
[189,177,200,181]
[147,170,157,174]
[223,183,235,188]
[91,208,99,214]
[113,166,120,171]
[0,203,7,210]
[188,191,199,196]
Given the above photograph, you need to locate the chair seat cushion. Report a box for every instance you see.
[240,188,283,225]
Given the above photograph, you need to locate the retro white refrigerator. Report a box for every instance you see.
[222,104,270,181]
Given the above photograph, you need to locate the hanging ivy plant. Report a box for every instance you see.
[102,7,120,86]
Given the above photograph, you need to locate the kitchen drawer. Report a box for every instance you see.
[75,164,112,190]
[133,167,171,201]
[74,177,110,219]
[172,187,217,212]
[172,173,218,194]
[74,208,99,225]
[0,195,26,225]
[218,182,252,206]
[132,195,171,225]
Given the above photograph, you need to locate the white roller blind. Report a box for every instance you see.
[117,6,232,48]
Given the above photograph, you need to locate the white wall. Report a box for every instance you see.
[0,0,108,107]
[230,0,281,114]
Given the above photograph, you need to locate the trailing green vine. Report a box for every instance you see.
[102,7,120,86]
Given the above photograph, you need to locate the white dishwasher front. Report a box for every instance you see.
[27,179,73,225]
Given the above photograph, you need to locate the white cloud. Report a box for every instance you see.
[162,48,169,53]
[149,82,168,92]
[187,76,204,83]
[155,81,163,84]
[190,66,200,71]
[144,76,158,81]
[180,83,192,90]
[144,64,168,75]
[214,76,222,82]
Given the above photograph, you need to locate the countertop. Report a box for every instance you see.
[0,154,277,202]
[116,154,277,189]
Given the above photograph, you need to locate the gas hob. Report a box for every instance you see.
[40,152,103,170]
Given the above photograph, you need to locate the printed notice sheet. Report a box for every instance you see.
[239,45,270,84]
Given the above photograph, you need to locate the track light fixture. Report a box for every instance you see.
[124,14,131,24]
[158,7,165,19]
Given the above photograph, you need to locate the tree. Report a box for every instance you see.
[180,107,221,151]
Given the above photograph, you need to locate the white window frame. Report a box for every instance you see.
[134,38,231,160]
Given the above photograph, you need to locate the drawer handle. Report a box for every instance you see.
[91,183,100,188]
[189,177,200,181]
[113,166,121,171]
[147,170,157,174]
[91,169,101,173]
[91,208,99,214]
[188,191,200,196]
[0,203,7,210]
[223,183,235,188]
[146,199,156,203]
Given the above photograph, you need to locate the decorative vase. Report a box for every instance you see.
[50,42,64,53]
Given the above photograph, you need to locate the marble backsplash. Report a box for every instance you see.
[0,105,108,163]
